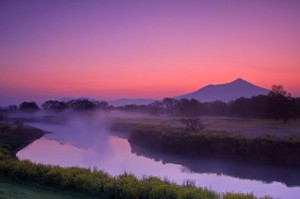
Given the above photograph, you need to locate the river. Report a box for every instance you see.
[16,120,300,199]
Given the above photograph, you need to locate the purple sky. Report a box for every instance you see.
[1,0,300,106]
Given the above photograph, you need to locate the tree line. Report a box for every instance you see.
[0,99,111,113]
[1,85,299,123]
[119,85,300,123]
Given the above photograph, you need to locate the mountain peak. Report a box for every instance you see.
[231,78,248,83]
[176,78,268,102]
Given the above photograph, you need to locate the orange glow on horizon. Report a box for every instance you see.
[1,1,300,105]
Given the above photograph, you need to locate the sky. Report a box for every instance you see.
[1,0,300,106]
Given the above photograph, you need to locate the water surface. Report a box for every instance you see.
[17,121,300,199]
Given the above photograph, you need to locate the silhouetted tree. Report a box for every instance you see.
[180,117,204,131]
[247,95,269,118]
[42,100,67,112]
[162,98,179,116]
[228,97,248,117]
[203,100,228,116]
[66,99,96,111]
[19,101,40,112]
[289,98,300,121]
[148,101,164,115]
[177,98,201,116]
[268,85,292,124]
[95,101,110,112]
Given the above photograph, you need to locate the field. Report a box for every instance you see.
[110,116,300,138]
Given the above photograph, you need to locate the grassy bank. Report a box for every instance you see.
[129,125,300,166]
[0,177,89,199]
[0,160,219,199]
[0,121,272,199]
[0,122,44,159]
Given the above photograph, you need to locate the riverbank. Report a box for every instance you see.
[129,124,300,167]
[0,121,273,199]
[0,122,45,159]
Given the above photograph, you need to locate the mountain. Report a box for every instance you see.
[109,98,156,106]
[176,78,269,102]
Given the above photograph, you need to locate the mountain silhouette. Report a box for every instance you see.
[176,78,268,102]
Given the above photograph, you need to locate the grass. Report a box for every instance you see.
[0,176,91,199]
[222,192,272,199]
[0,122,44,159]
[110,116,300,137]
[110,116,300,126]
[0,160,218,199]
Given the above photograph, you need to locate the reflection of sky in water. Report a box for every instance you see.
[17,122,300,199]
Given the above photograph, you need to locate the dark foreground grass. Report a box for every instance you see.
[0,176,90,199]
[0,121,273,199]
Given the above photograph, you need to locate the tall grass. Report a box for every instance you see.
[0,159,218,199]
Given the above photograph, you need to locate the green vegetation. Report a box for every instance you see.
[223,193,256,199]
[222,193,272,199]
[129,125,300,166]
[0,160,218,199]
[0,121,44,159]
[0,177,88,199]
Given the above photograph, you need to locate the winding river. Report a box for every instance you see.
[17,120,300,199]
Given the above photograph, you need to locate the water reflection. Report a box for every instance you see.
[17,122,300,199]
[129,143,300,187]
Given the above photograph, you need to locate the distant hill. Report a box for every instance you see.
[176,78,269,102]
[57,78,268,106]
[109,98,155,106]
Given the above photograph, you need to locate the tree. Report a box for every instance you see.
[42,100,67,112]
[177,98,201,117]
[148,101,164,115]
[66,99,97,111]
[162,98,179,116]
[205,100,228,116]
[180,117,204,132]
[95,101,110,112]
[268,85,292,124]
[19,101,40,112]
[269,85,289,97]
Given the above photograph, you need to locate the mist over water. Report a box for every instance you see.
[15,112,300,199]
